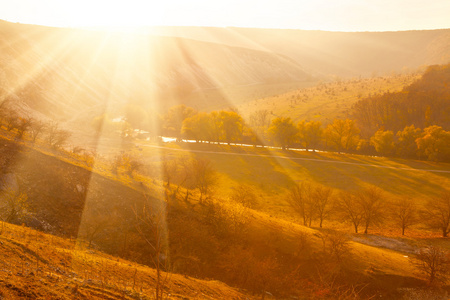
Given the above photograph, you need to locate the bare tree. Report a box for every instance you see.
[45,121,71,148]
[29,119,47,143]
[191,158,218,203]
[356,187,385,234]
[313,185,333,228]
[390,197,417,235]
[133,194,171,300]
[287,182,315,227]
[336,191,363,233]
[412,246,449,285]
[320,230,351,263]
[15,115,33,139]
[0,188,28,227]
[230,184,258,208]
[423,191,450,237]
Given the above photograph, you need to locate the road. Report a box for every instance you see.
[139,140,450,174]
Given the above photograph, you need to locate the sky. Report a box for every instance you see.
[0,0,449,32]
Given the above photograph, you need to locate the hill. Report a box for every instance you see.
[0,222,253,299]
[1,130,449,298]
[150,26,450,77]
[0,20,310,121]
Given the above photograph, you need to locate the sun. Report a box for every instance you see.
[63,0,168,30]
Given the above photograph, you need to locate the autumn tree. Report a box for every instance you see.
[423,191,450,237]
[164,105,197,141]
[249,109,271,144]
[298,120,323,152]
[416,125,450,162]
[396,125,422,158]
[325,119,360,153]
[182,112,214,142]
[219,110,244,145]
[268,117,298,150]
[390,197,417,235]
[370,129,395,156]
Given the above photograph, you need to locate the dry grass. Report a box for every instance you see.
[0,222,253,300]
[237,73,420,124]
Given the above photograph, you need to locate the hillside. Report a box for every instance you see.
[1,131,449,298]
[150,26,450,77]
[0,222,253,299]
[236,72,420,124]
[0,20,310,121]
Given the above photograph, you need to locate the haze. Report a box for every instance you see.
[1,0,450,31]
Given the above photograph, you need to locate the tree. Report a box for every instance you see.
[390,197,417,235]
[164,105,197,141]
[320,230,351,263]
[298,121,323,152]
[416,126,450,162]
[29,119,47,143]
[336,191,363,233]
[219,110,244,145]
[134,194,170,300]
[191,158,218,203]
[268,117,298,150]
[182,112,214,143]
[45,122,71,148]
[313,185,333,228]
[356,187,385,234]
[230,184,258,208]
[412,246,449,285]
[287,182,315,227]
[0,188,28,225]
[15,115,33,139]
[249,109,271,145]
[370,129,395,156]
[325,119,360,153]
[396,125,422,158]
[423,191,450,237]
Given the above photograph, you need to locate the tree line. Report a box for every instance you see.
[352,64,450,138]
[0,98,71,148]
[134,103,449,162]
[286,182,450,237]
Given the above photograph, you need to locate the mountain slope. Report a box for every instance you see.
[0,20,310,120]
[0,222,252,300]
[150,26,450,77]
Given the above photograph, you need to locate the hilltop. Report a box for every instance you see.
[0,20,310,121]
[149,26,450,77]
